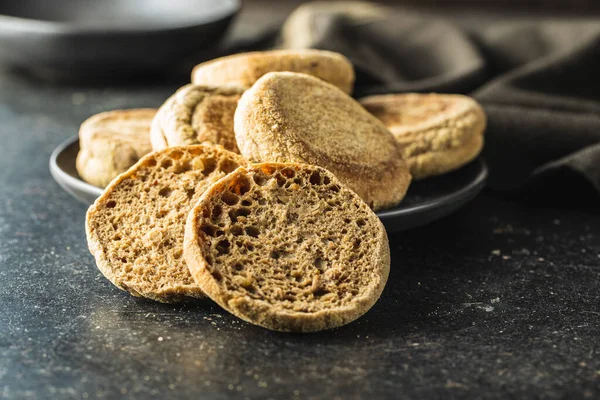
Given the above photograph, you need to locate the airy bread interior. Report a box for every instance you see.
[86,145,246,302]
[185,163,389,331]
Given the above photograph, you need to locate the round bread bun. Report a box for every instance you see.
[191,49,355,94]
[86,145,246,303]
[234,71,411,211]
[150,84,245,153]
[76,109,155,188]
[360,93,486,179]
[184,163,390,332]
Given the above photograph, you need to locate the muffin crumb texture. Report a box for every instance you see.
[185,163,389,331]
[86,145,246,303]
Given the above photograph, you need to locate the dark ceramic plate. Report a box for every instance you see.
[50,136,487,233]
[0,0,240,79]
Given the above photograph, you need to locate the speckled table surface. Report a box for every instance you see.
[1,64,600,399]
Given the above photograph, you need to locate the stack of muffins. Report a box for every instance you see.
[80,49,486,332]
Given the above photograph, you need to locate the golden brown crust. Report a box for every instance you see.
[150,84,245,153]
[191,49,355,94]
[184,163,390,332]
[360,93,486,179]
[76,109,156,188]
[234,72,411,211]
[149,110,169,151]
[85,145,247,303]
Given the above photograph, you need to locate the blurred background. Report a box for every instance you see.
[1,0,599,201]
[0,0,599,83]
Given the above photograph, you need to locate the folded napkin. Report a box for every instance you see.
[233,1,600,202]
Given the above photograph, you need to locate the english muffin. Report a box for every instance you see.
[234,72,411,211]
[86,145,246,303]
[76,109,155,188]
[150,84,245,153]
[184,163,390,332]
[360,93,486,179]
[191,49,355,94]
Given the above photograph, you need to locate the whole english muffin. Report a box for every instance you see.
[86,145,246,303]
[76,109,155,188]
[234,71,411,210]
[360,93,486,179]
[191,49,355,94]
[184,163,390,332]
[150,84,245,153]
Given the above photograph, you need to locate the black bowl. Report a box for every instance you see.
[0,0,240,79]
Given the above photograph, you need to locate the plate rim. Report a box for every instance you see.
[376,158,488,219]
[49,135,104,198]
[50,135,488,217]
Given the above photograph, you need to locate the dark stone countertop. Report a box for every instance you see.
[1,67,599,400]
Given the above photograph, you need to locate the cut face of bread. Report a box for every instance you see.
[184,163,390,332]
[191,49,355,94]
[360,93,486,179]
[150,84,245,153]
[234,71,411,211]
[86,145,246,303]
[76,109,156,188]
